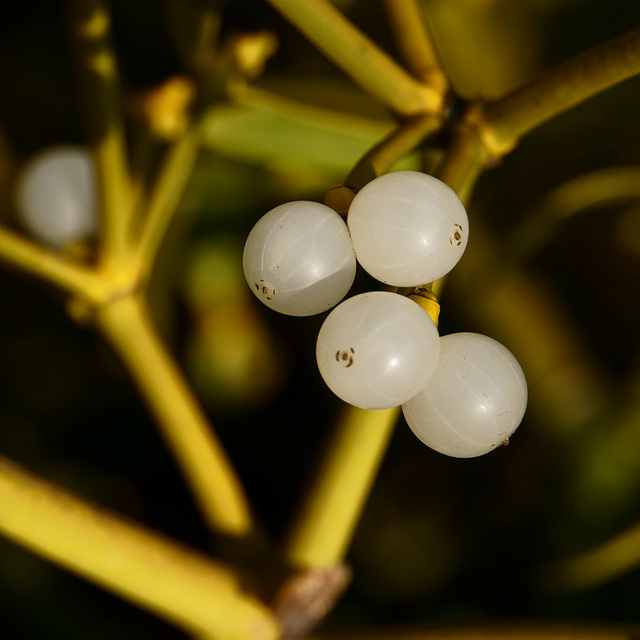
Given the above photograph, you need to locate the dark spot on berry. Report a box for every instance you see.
[257,279,275,300]
[450,223,464,246]
[336,348,355,367]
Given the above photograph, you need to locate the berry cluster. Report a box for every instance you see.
[244,170,528,458]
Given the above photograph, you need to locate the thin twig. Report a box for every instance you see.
[229,83,391,142]
[0,226,106,303]
[480,27,640,155]
[345,114,443,189]
[135,123,201,280]
[506,166,640,263]
[382,0,448,92]
[67,0,132,265]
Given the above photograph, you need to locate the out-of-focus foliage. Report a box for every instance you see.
[183,235,288,410]
[0,0,640,638]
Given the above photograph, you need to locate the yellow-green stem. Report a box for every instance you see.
[382,0,448,91]
[135,123,201,279]
[166,0,223,75]
[346,114,443,189]
[325,115,442,214]
[435,127,488,203]
[482,27,640,155]
[0,456,278,639]
[292,114,484,573]
[229,83,391,142]
[425,121,491,299]
[264,0,440,116]
[285,406,398,569]
[0,227,107,303]
[95,294,253,537]
[68,0,132,265]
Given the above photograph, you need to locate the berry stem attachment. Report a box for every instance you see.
[263,0,441,117]
[284,405,398,569]
[0,456,279,639]
[67,0,133,267]
[325,114,442,215]
[408,287,441,326]
[94,294,254,538]
[421,126,487,303]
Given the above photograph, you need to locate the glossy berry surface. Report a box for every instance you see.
[402,332,527,458]
[243,201,357,316]
[316,291,440,410]
[15,145,97,249]
[347,171,469,287]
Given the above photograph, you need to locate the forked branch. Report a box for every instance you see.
[264,0,443,116]
[94,294,254,537]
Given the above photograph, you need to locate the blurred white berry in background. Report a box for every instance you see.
[15,145,98,249]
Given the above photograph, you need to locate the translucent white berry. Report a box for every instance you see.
[15,145,98,249]
[402,332,527,458]
[347,171,469,287]
[316,291,440,410]
[243,201,357,316]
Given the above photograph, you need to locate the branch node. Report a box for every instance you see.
[462,102,516,160]
[273,564,352,639]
